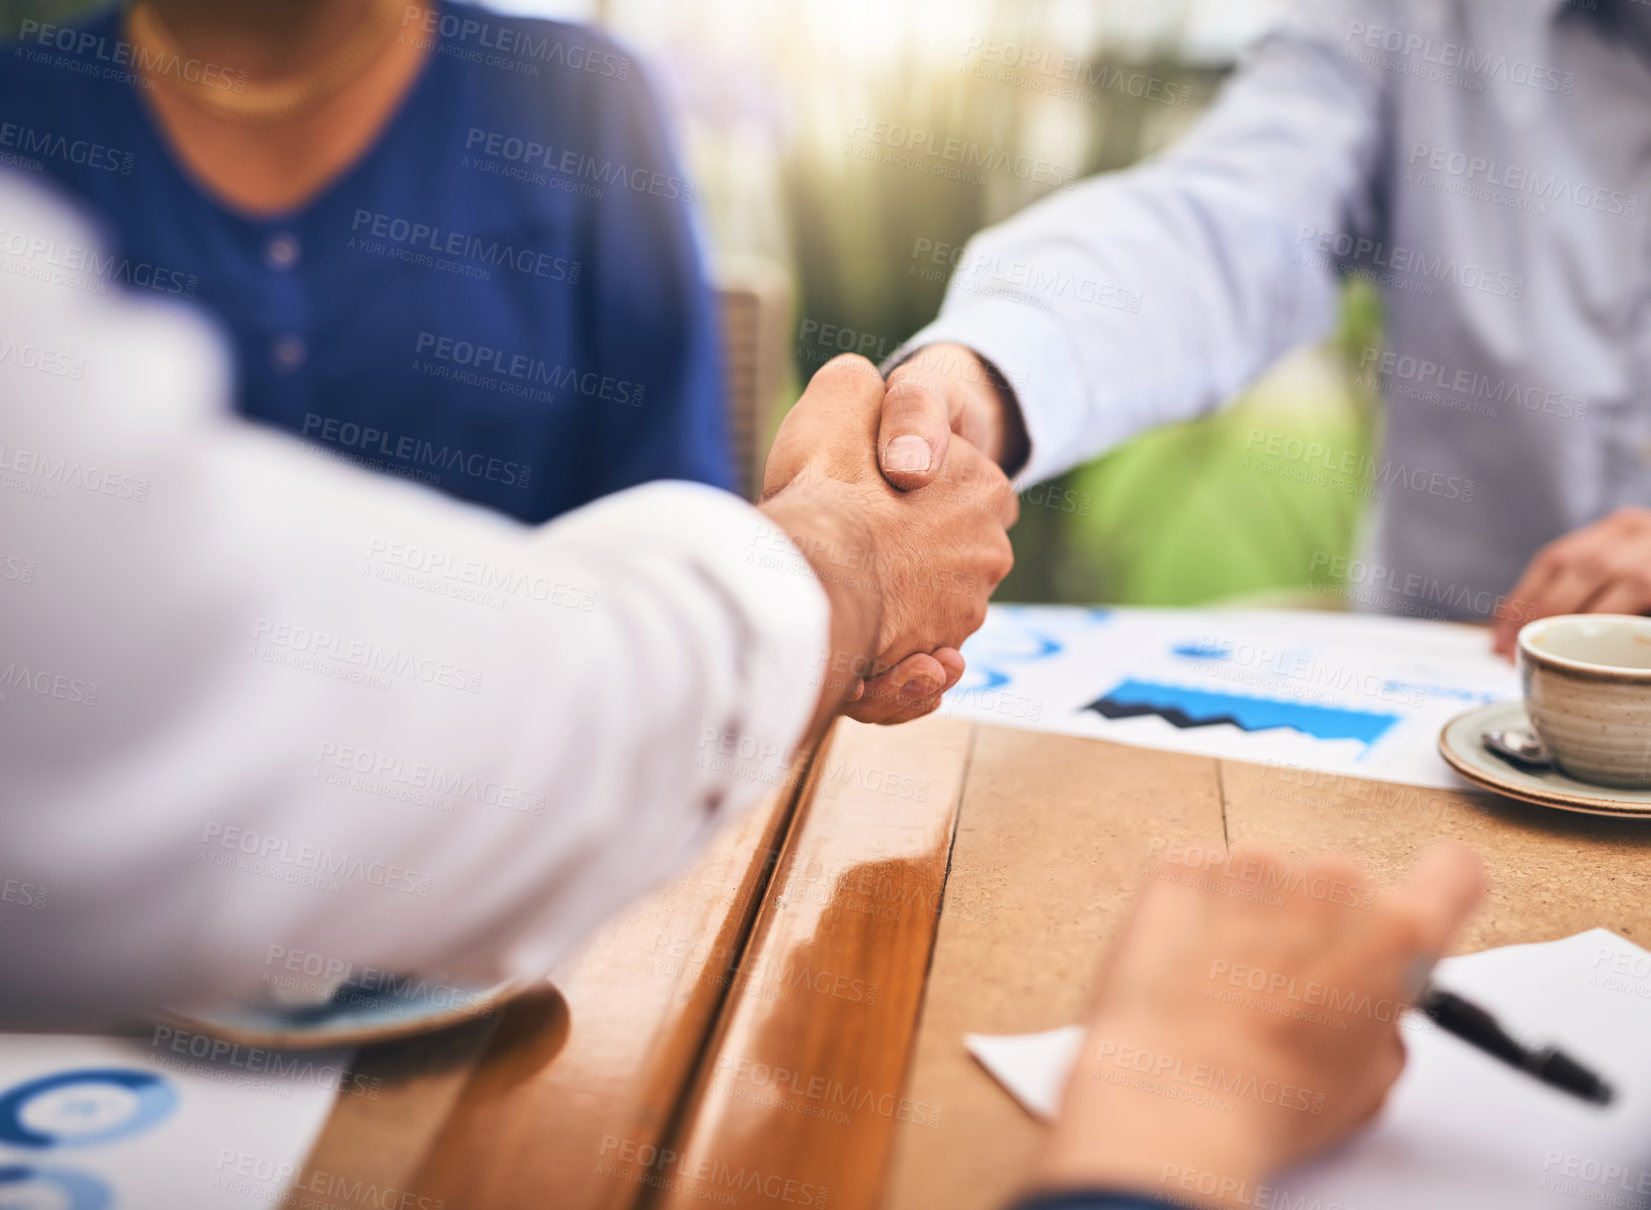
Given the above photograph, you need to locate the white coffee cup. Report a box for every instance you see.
[1518,614,1651,788]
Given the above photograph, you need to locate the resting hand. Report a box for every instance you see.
[1493,508,1651,657]
[759,355,1017,729]
[1032,845,1484,1208]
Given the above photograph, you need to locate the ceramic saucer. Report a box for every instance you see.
[1439,700,1651,818]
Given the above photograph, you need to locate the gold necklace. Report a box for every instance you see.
[125,0,408,127]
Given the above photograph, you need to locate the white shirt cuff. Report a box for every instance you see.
[889,300,1127,490]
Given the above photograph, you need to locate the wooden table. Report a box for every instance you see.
[288,714,1651,1210]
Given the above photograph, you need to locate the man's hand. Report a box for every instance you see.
[1493,507,1651,657]
[1032,845,1484,1209]
[878,342,1030,489]
[759,355,1018,730]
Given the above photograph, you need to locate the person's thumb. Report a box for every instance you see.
[879,376,953,490]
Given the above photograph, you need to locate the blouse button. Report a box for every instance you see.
[265,232,301,271]
[272,334,307,371]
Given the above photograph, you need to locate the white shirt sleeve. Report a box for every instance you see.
[895,0,1389,487]
[0,176,829,1028]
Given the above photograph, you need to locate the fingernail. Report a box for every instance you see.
[901,677,933,700]
[884,435,932,473]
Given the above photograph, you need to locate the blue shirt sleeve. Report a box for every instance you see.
[580,39,735,499]
[1010,1192,1184,1210]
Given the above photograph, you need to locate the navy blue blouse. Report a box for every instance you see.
[0,3,733,521]
[1011,1192,1180,1210]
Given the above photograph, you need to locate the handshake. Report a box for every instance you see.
[757,348,1024,731]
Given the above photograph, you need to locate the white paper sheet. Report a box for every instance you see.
[940,606,1518,790]
[0,1031,353,1208]
[966,929,1651,1210]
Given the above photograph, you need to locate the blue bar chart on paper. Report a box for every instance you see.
[939,606,1519,789]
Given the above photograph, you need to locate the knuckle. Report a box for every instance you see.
[883,377,945,417]
[1575,552,1611,580]
[989,538,1015,583]
[817,353,885,394]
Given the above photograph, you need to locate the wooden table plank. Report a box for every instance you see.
[647,716,976,1210]
[279,1004,504,1210]
[396,760,816,1210]
[1219,758,1651,952]
[883,728,1229,1210]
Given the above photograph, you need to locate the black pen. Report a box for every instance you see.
[1420,987,1614,1106]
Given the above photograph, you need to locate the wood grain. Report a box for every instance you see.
[279,1005,502,1210]
[1217,758,1651,952]
[882,728,1229,1210]
[649,716,976,1210]
[400,757,817,1210]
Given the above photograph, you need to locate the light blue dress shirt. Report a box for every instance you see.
[906,0,1651,620]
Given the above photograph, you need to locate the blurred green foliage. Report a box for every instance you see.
[774,28,1381,609]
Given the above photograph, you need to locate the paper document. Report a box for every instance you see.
[941,606,1517,790]
[0,1031,352,1207]
[966,929,1651,1210]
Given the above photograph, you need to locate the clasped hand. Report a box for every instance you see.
[759,355,1018,726]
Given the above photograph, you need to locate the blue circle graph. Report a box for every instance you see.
[0,1069,176,1149]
